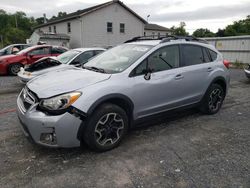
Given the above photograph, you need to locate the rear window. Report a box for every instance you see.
[208,49,218,61]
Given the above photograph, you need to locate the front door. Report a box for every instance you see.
[131,45,186,119]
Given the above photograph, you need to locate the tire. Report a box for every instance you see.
[200,83,225,115]
[8,63,23,75]
[83,103,129,152]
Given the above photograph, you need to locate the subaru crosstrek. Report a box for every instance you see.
[17,36,230,152]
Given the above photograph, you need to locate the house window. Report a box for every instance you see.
[53,26,56,33]
[144,32,146,36]
[107,22,113,33]
[67,22,71,33]
[120,23,125,33]
[49,26,51,32]
[158,32,160,38]
[152,32,155,38]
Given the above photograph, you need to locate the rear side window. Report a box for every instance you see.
[208,49,218,61]
[182,45,203,66]
[94,50,104,55]
[202,47,211,63]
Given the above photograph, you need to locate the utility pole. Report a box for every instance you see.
[147,15,150,22]
[15,14,18,28]
[0,35,3,48]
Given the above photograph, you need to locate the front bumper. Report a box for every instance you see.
[244,68,250,78]
[17,91,83,148]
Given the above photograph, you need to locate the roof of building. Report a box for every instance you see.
[145,23,171,32]
[202,35,250,41]
[34,0,147,29]
[36,31,70,40]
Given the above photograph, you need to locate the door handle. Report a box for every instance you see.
[175,74,184,80]
[207,67,213,72]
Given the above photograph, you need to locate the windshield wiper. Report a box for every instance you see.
[83,66,106,73]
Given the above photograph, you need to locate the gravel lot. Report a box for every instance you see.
[0,69,249,188]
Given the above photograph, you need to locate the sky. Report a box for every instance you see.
[1,0,250,33]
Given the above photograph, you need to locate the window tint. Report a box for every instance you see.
[182,45,203,66]
[71,51,95,65]
[202,48,211,63]
[29,47,50,55]
[51,47,66,54]
[208,49,217,61]
[107,22,113,33]
[133,45,180,75]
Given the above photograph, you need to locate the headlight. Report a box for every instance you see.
[23,71,32,76]
[39,92,81,112]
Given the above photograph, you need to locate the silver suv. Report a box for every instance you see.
[17,36,230,152]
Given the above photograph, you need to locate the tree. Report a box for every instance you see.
[216,29,225,37]
[171,22,189,36]
[50,12,67,20]
[193,28,215,37]
[35,17,48,25]
[224,15,250,36]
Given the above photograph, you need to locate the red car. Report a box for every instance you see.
[0,45,68,75]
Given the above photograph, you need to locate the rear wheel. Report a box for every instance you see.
[8,63,23,75]
[200,83,225,115]
[83,103,128,152]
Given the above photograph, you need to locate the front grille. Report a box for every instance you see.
[18,87,38,113]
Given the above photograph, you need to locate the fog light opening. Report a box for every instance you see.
[40,132,57,145]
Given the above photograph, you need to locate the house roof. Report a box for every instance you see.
[145,23,171,32]
[34,0,147,29]
[36,31,70,40]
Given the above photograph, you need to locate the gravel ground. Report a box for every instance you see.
[0,69,249,188]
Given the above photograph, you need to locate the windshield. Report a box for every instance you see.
[56,50,81,64]
[84,44,152,73]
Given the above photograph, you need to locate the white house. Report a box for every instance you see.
[144,23,172,37]
[33,0,147,48]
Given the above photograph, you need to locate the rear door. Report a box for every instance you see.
[178,44,213,103]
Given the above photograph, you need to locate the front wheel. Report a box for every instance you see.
[83,103,128,152]
[200,84,225,115]
[8,63,23,75]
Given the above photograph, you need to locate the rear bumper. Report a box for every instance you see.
[17,92,83,148]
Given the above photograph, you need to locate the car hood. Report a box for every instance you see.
[27,67,112,98]
[0,54,16,61]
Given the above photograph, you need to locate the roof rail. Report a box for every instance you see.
[124,35,208,44]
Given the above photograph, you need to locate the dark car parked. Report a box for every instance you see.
[0,45,68,75]
[0,44,31,56]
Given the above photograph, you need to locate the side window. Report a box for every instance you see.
[94,50,104,55]
[29,47,50,55]
[208,49,218,61]
[107,22,113,33]
[202,47,211,63]
[182,45,203,66]
[71,51,95,65]
[148,45,179,72]
[132,45,180,76]
[51,47,66,54]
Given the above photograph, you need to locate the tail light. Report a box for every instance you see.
[223,60,230,69]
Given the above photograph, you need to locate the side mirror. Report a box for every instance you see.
[142,68,152,80]
[71,61,81,67]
